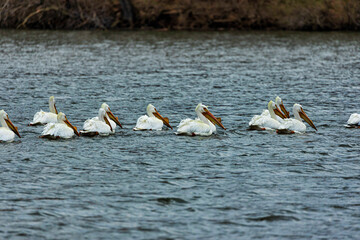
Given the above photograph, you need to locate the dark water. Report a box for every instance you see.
[0,30,359,239]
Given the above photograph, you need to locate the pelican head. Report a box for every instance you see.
[57,112,80,136]
[195,103,226,130]
[0,110,21,138]
[275,96,282,106]
[98,108,113,131]
[268,100,286,119]
[146,104,156,117]
[101,103,122,128]
[293,104,317,131]
[146,104,172,129]
[49,96,58,114]
[101,103,110,111]
[275,96,289,118]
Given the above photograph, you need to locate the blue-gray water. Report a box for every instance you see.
[0,30,359,239]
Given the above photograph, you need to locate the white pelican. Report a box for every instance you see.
[80,108,113,136]
[86,103,122,133]
[133,104,172,131]
[41,112,80,139]
[346,113,360,128]
[249,100,285,130]
[176,103,226,136]
[29,96,58,125]
[277,104,317,134]
[99,103,122,130]
[0,110,21,142]
[259,96,288,122]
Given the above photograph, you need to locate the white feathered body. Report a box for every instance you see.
[0,127,15,142]
[347,113,360,126]
[260,109,284,123]
[249,102,283,130]
[176,118,216,136]
[92,116,116,131]
[249,114,281,130]
[134,115,163,130]
[41,123,76,138]
[30,110,57,125]
[278,119,306,133]
[82,118,112,135]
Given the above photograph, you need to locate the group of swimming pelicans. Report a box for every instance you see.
[1,96,359,142]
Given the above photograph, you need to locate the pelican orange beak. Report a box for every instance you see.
[54,103,58,114]
[153,109,173,129]
[104,116,113,132]
[5,116,21,138]
[106,109,122,128]
[299,107,317,131]
[203,108,226,130]
[280,102,290,118]
[274,106,286,119]
[64,117,80,136]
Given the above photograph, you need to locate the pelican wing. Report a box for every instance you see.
[41,123,76,139]
[41,123,57,136]
[30,110,57,125]
[249,115,281,130]
[0,128,15,142]
[92,116,116,132]
[133,115,163,131]
[347,113,360,125]
[176,118,213,136]
[278,118,306,133]
[253,109,284,123]
[249,114,262,126]
[82,118,112,135]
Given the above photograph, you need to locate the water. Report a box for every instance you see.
[0,30,359,239]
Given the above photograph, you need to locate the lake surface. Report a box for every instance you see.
[0,30,359,239]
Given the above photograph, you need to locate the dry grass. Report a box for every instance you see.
[0,0,359,30]
[0,0,128,29]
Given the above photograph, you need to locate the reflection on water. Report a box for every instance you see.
[0,30,360,239]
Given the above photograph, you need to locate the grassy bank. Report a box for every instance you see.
[0,0,359,30]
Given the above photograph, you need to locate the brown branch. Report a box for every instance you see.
[17,6,67,29]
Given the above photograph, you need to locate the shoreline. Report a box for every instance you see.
[1,28,359,33]
[0,0,359,31]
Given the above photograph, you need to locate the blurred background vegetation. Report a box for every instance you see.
[0,0,359,30]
